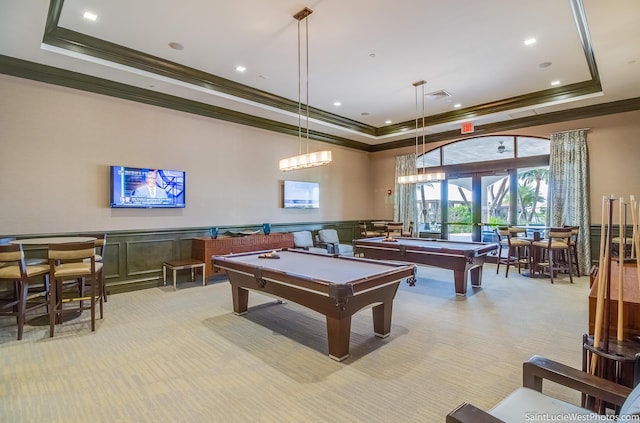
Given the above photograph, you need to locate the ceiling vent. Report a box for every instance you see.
[426,90,451,100]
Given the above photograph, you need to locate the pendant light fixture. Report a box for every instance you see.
[279,7,332,172]
[397,80,445,184]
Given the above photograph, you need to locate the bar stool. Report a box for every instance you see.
[0,243,50,340]
[564,225,581,276]
[48,241,104,337]
[531,227,574,284]
[358,223,378,238]
[386,222,404,237]
[402,221,415,237]
[496,227,531,277]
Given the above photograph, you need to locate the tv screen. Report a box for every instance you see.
[283,180,319,209]
[110,166,186,208]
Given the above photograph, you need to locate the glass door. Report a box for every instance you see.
[444,172,511,242]
[445,176,474,242]
[481,171,510,244]
[417,181,442,238]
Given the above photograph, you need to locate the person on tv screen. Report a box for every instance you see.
[133,170,168,199]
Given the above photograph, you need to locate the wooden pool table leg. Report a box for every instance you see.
[231,285,249,315]
[453,270,468,296]
[469,266,483,288]
[326,316,351,361]
[372,301,392,338]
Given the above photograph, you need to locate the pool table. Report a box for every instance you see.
[354,237,498,296]
[212,249,416,361]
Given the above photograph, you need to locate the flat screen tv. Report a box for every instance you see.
[110,166,186,208]
[283,180,319,209]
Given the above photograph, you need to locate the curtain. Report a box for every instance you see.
[394,154,418,235]
[548,129,591,275]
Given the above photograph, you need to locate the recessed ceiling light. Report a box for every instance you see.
[235,66,246,73]
[551,80,561,86]
[333,101,341,107]
[385,120,392,124]
[83,11,97,21]
[168,42,184,50]
[539,61,552,68]
[524,38,537,46]
[453,104,461,108]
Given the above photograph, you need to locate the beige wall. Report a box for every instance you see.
[370,110,640,224]
[2,73,639,235]
[0,75,374,235]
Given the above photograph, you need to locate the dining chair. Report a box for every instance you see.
[48,241,104,337]
[386,222,404,237]
[564,225,581,277]
[531,227,574,284]
[401,221,415,237]
[0,243,50,340]
[372,222,388,236]
[78,233,108,302]
[495,227,531,277]
[0,237,48,266]
[358,223,378,238]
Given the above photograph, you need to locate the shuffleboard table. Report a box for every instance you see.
[354,237,498,296]
[213,249,415,361]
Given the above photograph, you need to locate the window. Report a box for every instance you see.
[414,135,550,241]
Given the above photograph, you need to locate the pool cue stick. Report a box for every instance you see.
[591,196,610,374]
[631,196,637,259]
[617,198,624,341]
[603,198,615,354]
[632,197,640,292]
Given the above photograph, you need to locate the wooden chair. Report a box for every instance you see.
[495,227,531,277]
[446,355,635,422]
[386,222,404,237]
[564,225,581,276]
[358,223,378,238]
[531,227,574,284]
[0,237,48,266]
[79,233,108,302]
[401,221,414,237]
[48,241,104,337]
[372,222,388,236]
[0,243,50,340]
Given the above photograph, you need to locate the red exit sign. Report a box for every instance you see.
[461,121,474,134]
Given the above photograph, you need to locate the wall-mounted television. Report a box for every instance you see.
[283,180,319,209]
[110,166,186,208]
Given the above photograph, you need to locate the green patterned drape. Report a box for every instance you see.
[394,154,418,235]
[548,129,591,275]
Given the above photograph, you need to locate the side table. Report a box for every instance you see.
[163,259,206,290]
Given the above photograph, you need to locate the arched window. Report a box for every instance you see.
[415,135,550,242]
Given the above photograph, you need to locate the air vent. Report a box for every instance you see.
[426,90,451,100]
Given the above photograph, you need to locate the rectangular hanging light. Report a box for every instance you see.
[397,172,446,184]
[279,150,332,171]
[279,7,332,172]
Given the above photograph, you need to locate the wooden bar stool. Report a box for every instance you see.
[496,227,531,277]
[531,227,574,284]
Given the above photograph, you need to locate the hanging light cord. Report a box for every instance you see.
[413,80,426,176]
[305,13,310,153]
[297,17,302,155]
[296,10,311,155]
